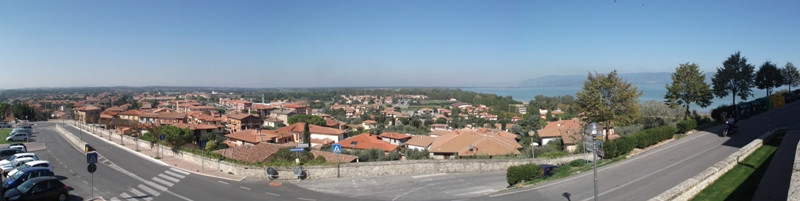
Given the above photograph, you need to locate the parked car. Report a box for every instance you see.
[1,167,55,192]
[0,154,39,174]
[5,144,26,153]
[0,122,11,128]
[7,145,26,153]
[0,149,24,161]
[5,133,28,142]
[2,176,68,201]
[7,161,53,178]
[540,164,557,177]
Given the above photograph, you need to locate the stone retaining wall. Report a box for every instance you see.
[649,128,785,201]
[789,135,800,201]
[55,121,590,180]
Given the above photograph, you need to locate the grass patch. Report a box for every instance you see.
[0,129,11,144]
[674,134,686,140]
[690,142,779,201]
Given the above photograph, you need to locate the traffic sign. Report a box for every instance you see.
[267,167,279,180]
[296,144,309,149]
[332,144,342,154]
[290,148,304,153]
[87,163,97,173]
[200,140,207,150]
[87,152,98,164]
[159,134,166,141]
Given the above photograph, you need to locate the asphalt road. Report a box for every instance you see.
[487,101,800,201]
[34,122,369,201]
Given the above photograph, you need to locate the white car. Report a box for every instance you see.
[6,160,53,178]
[7,145,26,153]
[0,153,38,173]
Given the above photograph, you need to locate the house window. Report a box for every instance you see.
[350,141,358,146]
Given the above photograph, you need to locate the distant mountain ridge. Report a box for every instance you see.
[519,72,714,87]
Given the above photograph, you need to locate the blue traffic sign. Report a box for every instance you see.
[200,140,207,149]
[332,144,342,154]
[87,152,98,164]
[290,148,304,153]
[159,134,166,141]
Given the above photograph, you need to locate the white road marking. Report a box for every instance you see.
[170,168,190,175]
[298,198,316,201]
[218,180,229,185]
[129,187,146,197]
[392,186,426,201]
[119,192,133,201]
[411,173,447,179]
[82,180,88,184]
[144,180,167,191]
[164,170,186,179]
[240,186,251,190]
[109,197,121,201]
[577,145,720,201]
[265,192,280,196]
[152,177,174,187]
[158,173,180,183]
[138,184,161,197]
[165,190,194,201]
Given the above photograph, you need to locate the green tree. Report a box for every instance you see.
[159,125,193,147]
[575,70,642,141]
[754,61,785,97]
[782,62,800,91]
[712,51,755,108]
[288,114,325,126]
[664,63,713,117]
[11,103,35,121]
[302,122,311,146]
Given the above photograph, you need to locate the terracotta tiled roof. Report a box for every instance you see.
[405,135,435,148]
[278,123,345,136]
[429,130,455,137]
[227,113,258,120]
[225,130,269,144]
[310,138,335,145]
[119,110,143,116]
[309,150,358,163]
[537,118,582,138]
[158,112,187,119]
[214,143,290,163]
[77,105,101,111]
[363,120,377,125]
[379,132,411,140]
[429,130,522,157]
[340,133,398,152]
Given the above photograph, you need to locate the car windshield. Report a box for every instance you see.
[10,170,26,180]
[16,179,35,193]
[17,164,30,169]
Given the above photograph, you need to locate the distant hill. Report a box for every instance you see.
[519,72,714,87]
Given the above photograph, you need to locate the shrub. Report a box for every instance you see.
[506,163,543,186]
[710,105,735,123]
[602,125,676,159]
[568,159,587,167]
[676,119,697,134]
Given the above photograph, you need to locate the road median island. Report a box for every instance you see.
[649,127,786,201]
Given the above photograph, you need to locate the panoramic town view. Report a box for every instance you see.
[2,1,800,201]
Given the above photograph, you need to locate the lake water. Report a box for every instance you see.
[463,84,769,113]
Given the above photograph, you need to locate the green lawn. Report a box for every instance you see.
[0,129,11,144]
[690,143,778,201]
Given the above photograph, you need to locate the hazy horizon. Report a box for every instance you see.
[3,1,799,88]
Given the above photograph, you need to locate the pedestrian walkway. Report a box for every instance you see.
[752,130,800,201]
[107,168,190,201]
[65,121,245,182]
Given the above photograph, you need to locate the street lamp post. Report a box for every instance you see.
[584,122,602,201]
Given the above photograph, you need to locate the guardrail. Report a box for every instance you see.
[649,127,786,201]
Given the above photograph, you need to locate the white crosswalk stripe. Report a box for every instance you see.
[164,170,186,179]
[109,197,121,201]
[129,187,151,201]
[152,176,174,187]
[138,184,161,197]
[170,168,190,175]
[120,192,136,201]
[158,173,180,183]
[144,180,167,191]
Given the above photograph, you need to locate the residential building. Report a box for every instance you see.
[362,120,378,130]
[536,118,583,151]
[270,109,296,125]
[378,132,411,145]
[340,133,399,152]
[74,105,101,124]
[428,129,522,159]
[224,129,294,146]
[277,123,346,146]
[405,135,435,151]
[226,113,262,133]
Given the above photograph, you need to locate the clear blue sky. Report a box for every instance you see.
[2,0,799,88]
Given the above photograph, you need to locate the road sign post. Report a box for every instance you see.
[87,163,97,198]
[332,144,342,178]
[87,152,98,164]
[201,140,207,173]
[159,134,165,159]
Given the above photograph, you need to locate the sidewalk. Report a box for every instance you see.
[752,130,799,201]
[66,121,245,181]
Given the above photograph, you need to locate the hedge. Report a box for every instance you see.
[602,125,677,159]
[676,118,697,134]
[506,163,543,186]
